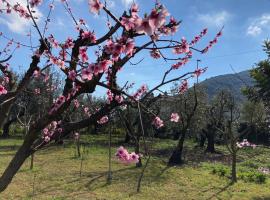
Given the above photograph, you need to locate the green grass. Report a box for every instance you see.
[0,135,270,200]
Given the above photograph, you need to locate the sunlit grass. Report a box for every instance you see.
[0,135,270,199]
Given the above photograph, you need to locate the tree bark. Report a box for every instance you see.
[0,138,34,192]
[205,131,216,153]
[0,99,14,131]
[231,151,237,183]
[135,136,142,167]
[168,132,186,165]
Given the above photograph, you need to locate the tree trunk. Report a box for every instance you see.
[0,139,33,192]
[30,154,34,170]
[135,136,142,167]
[205,133,216,153]
[0,99,14,131]
[168,132,186,165]
[199,130,206,148]
[231,151,237,183]
[2,120,11,138]
[124,132,131,143]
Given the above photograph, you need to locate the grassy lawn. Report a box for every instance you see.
[0,135,270,200]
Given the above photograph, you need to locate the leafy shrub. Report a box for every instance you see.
[211,165,230,177]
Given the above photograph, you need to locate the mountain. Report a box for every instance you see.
[199,70,255,102]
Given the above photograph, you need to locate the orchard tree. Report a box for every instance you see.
[0,0,221,191]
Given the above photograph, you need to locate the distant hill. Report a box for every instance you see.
[199,70,255,102]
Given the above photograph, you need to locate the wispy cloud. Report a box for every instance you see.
[247,14,270,36]
[197,11,231,27]
[0,0,42,34]
[121,0,135,8]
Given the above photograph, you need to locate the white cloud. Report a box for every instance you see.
[121,0,135,8]
[247,14,270,36]
[197,11,230,27]
[0,0,42,34]
[247,25,262,36]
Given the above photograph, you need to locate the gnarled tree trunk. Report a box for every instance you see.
[0,137,35,192]
[168,132,186,165]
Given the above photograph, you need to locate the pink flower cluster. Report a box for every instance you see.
[150,49,161,59]
[170,113,180,122]
[49,95,66,114]
[173,38,190,55]
[152,116,164,129]
[89,0,103,14]
[97,115,109,124]
[81,59,112,81]
[48,34,59,48]
[29,0,43,7]
[202,30,222,54]
[179,80,188,94]
[190,28,208,46]
[121,3,177,37]
[105,37,135,61]
[133,84,148,100]
[42,121,62,143]
[79,47,89,62]
[171,53,191,69]
[0,85,7,95]
[13,4,30,19]
[0,72,9,95]
[194,68,207,77]
[115,146,140,164]
[236,139,256,149]
[81,31,96,43]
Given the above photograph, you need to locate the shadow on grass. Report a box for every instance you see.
[252,197,270,200]
[206,182,233,200]
[0,145,21,152]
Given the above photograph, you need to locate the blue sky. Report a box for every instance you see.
[1,0,270,96]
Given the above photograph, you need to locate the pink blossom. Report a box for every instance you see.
[130,3,139,16]
[115,146,140,164]
[44,136,50,143]
[64,37,74,49]
[179,80,188,94]
[74,99,80,108]
[148,7,169,30]
[152,116,164,129]
[68,70,77,81]
[236,139,256,149]
[115,95,123,103]
[79,47,88,62]
[82,68,93,81]
[0,85,7,95]
[133,84,148,100]
[170,113,180,122]
[81,31,96,43]
[89,0,103,14]
[124,39,135,56]
[107,90,114,103]
[135,17,155,36]
[150,49,161,59]
[97,115,109,124]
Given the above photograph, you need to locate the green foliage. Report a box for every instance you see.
[208,164,267,184]
[238,171,266,184]
[210,165,230,177]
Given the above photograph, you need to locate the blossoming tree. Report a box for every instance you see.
[0,0,221,191]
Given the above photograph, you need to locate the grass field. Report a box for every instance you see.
[0,134,270,200]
